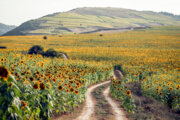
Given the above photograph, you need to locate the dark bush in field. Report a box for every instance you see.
[44,48,61,58]
[99,34,103,37]
[28,45,68,58]
[0,46,7,49]
[28,45,44,55]
[43,36,47,40]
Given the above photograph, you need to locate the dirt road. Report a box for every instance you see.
[76,81,111,120]
[103,87,127,120]
[54,79,127,120]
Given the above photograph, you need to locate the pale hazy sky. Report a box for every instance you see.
[0,0,180,26]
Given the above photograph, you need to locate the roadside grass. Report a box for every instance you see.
[125,82,180,120]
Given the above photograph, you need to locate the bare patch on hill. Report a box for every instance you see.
[80,26,150,34]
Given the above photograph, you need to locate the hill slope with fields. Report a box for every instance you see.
[0,23,16,35]
[3,7,180,36]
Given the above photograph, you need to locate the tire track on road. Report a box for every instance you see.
[103,87,127,120]
[75,80,111,120]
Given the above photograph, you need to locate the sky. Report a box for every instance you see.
[0,0,180,26]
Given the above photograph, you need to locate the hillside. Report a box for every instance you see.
[0,23,16,35]
[3,7,180,36]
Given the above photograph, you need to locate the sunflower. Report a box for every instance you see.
[176,85,180,90]
[40,74,44,78]
[66,89,69,93]
[41,62,44,67]
[52,78,56,83]
[58,82,62,86]
[126,90,131,96]
[68,85,72,88]
[0,58,4,62]
[20,60,24,64]
[167,82,172,86]
[169,87,173,91]
[159,92,162,96]
[70,88,74,92]
[69,80,73,84]
[156,88,159,93]
[75,90,79,95]
[21,100,27,109]
[29,77,34,82]
[36,71,40,74]
[40,83,46,90]
[176,86,179,90]
[15,73,18,76]
[117,81,121,84]
[76,82,80,86]
[33,82,39,89]
[173,96,178,100]
[0,66,10,81]
[58,86,63,91]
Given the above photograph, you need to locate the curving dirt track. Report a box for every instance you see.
[103,87,127,120]
[54,70,127,120]
[75,80,111,120]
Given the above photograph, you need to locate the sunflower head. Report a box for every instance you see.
[40,82,46,90]
[126,90,131,96]
[169,87,173,91]
[174,96,178,100]
[75,90,79,95]
[58,86,63,91]
[70,88,74,92]
[66,89,69,93]
[0,66,10,81]
[21,100,27,109]
[33,82,40,89]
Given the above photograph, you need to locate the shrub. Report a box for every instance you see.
[99,34,103,37]
[43,36,47,40]
[44,48,59,58]
[28,46,68,59]
[28,45,44,55]
[0,46,7,49]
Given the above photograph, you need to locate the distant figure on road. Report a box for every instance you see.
[113,70,123,80]
[113,65,124,80]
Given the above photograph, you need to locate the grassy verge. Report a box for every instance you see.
[125,82,180,120]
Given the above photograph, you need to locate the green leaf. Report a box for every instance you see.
[36,107,41,115]
[8,75,16,83]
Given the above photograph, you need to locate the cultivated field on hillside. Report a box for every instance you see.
[4,7,180,35]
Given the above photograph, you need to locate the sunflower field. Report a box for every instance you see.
[0,26,180,119]
[0,51,112,120]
